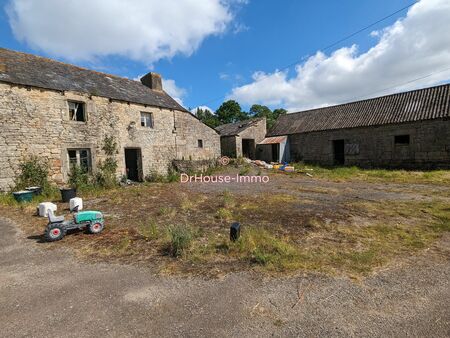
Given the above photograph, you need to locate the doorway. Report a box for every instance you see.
[242,139,256,159]
[125,148,142,181]
[271,143,280,162]
[333,140,345,165]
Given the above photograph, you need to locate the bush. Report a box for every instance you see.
[167,224,193,257]
[95,136,119,188]
[14,156,52,194]
[145,170,166,183]
[68,164,90,189]
[145,166,180,183]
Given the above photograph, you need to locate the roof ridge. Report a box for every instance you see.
[0,47,141,85]
[0,47,187,111]
[286,83,450,116]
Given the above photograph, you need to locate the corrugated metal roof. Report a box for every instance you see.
[258,136,287,144]
[0,48,186,111]
[268,84,450,136]
[216,118,265,136]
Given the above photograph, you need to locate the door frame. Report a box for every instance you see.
[124,147,143,182]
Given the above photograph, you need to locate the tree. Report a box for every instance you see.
[273,108,287,119]
[216,100,248,124]
[249,104,272,119]
[195,108,220,128]
[249,105,287,130]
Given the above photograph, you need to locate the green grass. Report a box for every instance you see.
[137,219,160,241]
[222,189,235,208]
[292,163,450,184]
[216,208,233,221]
[189,200,450,275]
[166,224,194,257]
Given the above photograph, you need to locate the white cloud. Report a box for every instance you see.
[6,0,243,63]
[229,0,450,111]
[162,79,186,106]
[190,106,214,114]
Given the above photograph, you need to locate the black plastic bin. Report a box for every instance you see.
[26,186,42,196]
[230,222,241,242]
[60,188,77,202]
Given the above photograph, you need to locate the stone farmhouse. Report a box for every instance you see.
[268,84,450,169]
[0,48,220,191]
[215,118,266,159]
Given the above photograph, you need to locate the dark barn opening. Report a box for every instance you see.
[242,139,256,159]
[333,140,345,165]
[271,143,280,162]
[125,148,142,182]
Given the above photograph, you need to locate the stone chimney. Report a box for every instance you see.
[140,72,163,91]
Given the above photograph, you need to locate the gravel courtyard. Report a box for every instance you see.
[1,169,449,337]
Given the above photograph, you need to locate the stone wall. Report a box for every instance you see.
[288,118,450,168]
[220,118,267,159]
[0,82,220,191]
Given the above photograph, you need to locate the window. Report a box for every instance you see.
[68,101,86,122]
[68,149,92,172]
[395,135,410,145]
[197,139,203,148]
[140,112,153,128]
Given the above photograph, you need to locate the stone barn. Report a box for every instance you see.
[0,48,221,191]
[268,84,450,169]
[216,118,266,159]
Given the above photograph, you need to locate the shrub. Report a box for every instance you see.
[145,170,165,183]
[14,156,52,193]
[166,166,180,183]
[167,224,193,257]
[68,164,90,189]
[95,135,119,188]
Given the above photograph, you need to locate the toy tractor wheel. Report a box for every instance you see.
[88,222,104,234]
[45,224,66,242]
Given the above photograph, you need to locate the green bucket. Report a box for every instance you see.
[12,190,34,203]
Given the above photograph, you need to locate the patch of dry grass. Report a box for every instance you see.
[292,164,450,185]
[1,175,449,277]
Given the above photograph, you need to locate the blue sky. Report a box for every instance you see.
[1,0,449,112]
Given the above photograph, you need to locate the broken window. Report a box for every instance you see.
[140,112,153,128]
[394,135,410,145]
[68,101,86,122]
[198,139,203,148]
[68,149,92,172]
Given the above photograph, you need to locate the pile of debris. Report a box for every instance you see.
[242,158,314,177]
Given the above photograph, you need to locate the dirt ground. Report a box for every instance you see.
[1,215,449,337]
[1,167,449,277]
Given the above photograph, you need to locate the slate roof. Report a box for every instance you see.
[268,84,450,136]
[216,118,265,136]
[0,48,186,111]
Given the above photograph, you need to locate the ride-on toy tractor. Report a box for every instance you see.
[45,209,105,242]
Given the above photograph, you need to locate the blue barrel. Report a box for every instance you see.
[12,190,33,203]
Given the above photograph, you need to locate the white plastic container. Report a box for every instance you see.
[38,202,57,217]
[69,197,83,212]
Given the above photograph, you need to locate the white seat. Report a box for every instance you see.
[48,209,64,223]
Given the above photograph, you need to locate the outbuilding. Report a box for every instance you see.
[215,118,266,159]
[268,84,450,169]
